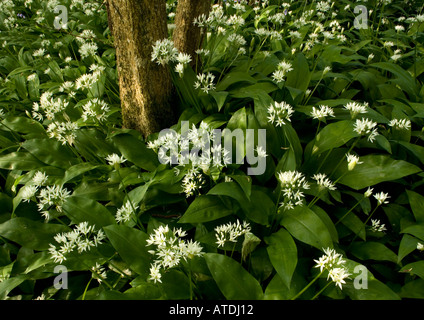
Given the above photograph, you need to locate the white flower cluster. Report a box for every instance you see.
[314,248,351,290]
[49,222,106,264]
[353,118,379,142]
[115,201,139,224]
[194,73,216,94]
[81,98,110,123]
[267,101,295,127]
[215,220,251,248]
[277,170,310,210]
[21,171,71,221]
[76,30,98,59]
[146,225,204,283]
[32,91,69,122]
[346,153,363,171]
[46,121,79,146]
[344,102,368,119]
[311,105,335,121]
[373,192,390,206]
[312,173,336,191]
[151,39,179,66]
[148,122,231,197]
[272,60,293,83]
[389,118,411,131]
[370,219,387,233]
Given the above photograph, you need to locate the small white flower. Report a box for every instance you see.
[151,39,178,66]
[311,105,335,121]
[373,192,390,206]
[312,173,336,191]
[417,243,424,252]
[21,185,38,202]
[364,187,374,198]
[344,102,368,118]
[370,219,387,232]
[194,72,216,94]
[32,171,48,186]
[346,153,363,171]
[105,154,126,167]
[267,101,295,127]
[389,118,411,130]
[354,118,379,142]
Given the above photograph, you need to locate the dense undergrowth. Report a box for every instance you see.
[0,0,424,300]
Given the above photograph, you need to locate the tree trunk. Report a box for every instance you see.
[107,0,175,138]
[173,0,211,64]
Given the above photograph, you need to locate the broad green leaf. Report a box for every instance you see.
[62,196,116,228]
[286,53,311,92]
[343,259,400,300]
[0,217,69,251]
[280,206,334,250]
[242,232,261,261]
[350,242,398,264]
[265,228,297,288]
[0,152,46,171]
[111,134,159,172]
[216,71,256,91]
[159,269,191,299]
[399,279,424,299]
[1,116,45,137]
[230,174,252,200]
[178,195,233,224]
[0,275,28,299]
[398,234,420,263]
[22,138,78,169]
[60,163,105,184]
[401,224,424,241]
[400,261,424,280]
[205,253,263,300]
[337,155,421,190]
[406,190,424,223]
[104,225,151,276]
[309,120,358,156]
[208,181,248,205]
[244,189,275,226]
[398,141,424,165]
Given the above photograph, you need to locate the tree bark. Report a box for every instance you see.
[107,0,175,138]
[173,0,211,64]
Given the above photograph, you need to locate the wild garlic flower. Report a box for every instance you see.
[364,187,374,198]
[21,185,38,203]
[311,105,335,121]
[373,192,390,206]
[49,222,106,263]
[370,219,387,232]
[146,225,204,283]
[91,262,107,284]
[353,118,379,142]
[267,101,295,127]
[344,102,368,119]
[314,248,350,290]
[75,72,100,90]
[417,243,424,252]
[194,72,216,94]
[79,42,98,59]
[33,171,48,187]
[151,39,178,66]
[81,98,110,123]
[312,173,336,191]
[37,185,71,219]
[215,220,251,248]
[346,153,363,171]
[277,170,310,210]
[182,167,206,198]
[389,118,411,131]
[115,201,139,224]
[32,92,69,121]
[272,60,293,83]
[46,121,79,146]
[105,153,126,167]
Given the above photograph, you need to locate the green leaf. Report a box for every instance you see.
[0,217,69,251]
[111,134,159,172]
[205,253,263,300]
[406,190,424,223]
[2,116,46,137]
[0,152,46,171]
[399,279,424,299]
[216,72,256,91]
[242,232,261,262]
[280,206,333,250]
[309,120,357,156]
[400,261,424,280]
[401,224,424,241]
[286,53,311,92]
[103,225,151,276]
[265,228,297,289]
[337,155,421,190]
[22,138,78,169]
[179,195,233,224]
[60,163,104,184]
[398,234,420,263]
[350,242,398,264]
[62,196,116,228]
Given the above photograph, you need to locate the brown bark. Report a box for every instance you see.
[173,0,211,63]
[107,0,175,138]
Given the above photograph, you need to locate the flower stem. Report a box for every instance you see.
[291,270,324,300]
[311,281,332,300]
